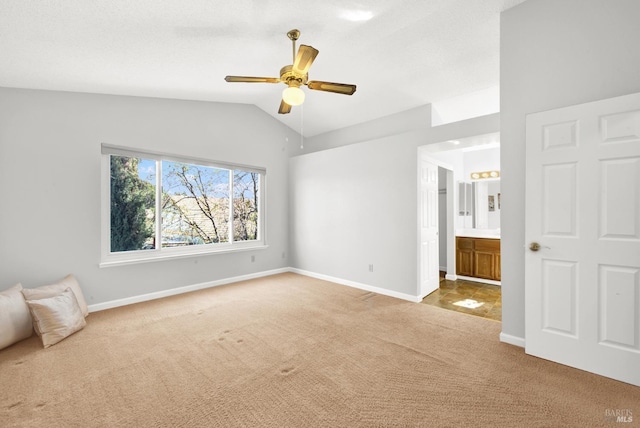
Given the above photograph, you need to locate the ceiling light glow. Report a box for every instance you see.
[282,86,305,106]
[340,9,374,22]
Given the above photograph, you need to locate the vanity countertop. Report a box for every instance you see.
[456,229,501,239]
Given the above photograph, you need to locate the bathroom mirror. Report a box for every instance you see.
[458,180,500,230]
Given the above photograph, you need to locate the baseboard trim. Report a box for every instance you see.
[87,268,290,313]
[88,267,424,313]
[457,275,501,286]
[445,273,457,281]
[290,268,422,303]
[500,332,525,348]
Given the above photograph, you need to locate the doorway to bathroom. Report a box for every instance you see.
[418,132,502,321]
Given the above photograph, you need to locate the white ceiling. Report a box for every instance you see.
[0,0,526,137]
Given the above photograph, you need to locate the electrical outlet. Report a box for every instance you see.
[369,264,374,272]
[251,255,255,262]
[282,252,286,259]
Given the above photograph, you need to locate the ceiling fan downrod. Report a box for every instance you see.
[287,29,300,63]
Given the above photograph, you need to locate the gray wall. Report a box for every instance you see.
[289,109,499,298]
[0,87,295,305]
[500,0,640,341]
[299,105,433,155]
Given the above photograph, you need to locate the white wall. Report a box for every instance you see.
[289,111,499,298]
[501,0,640,341]
[0,87,295,305]
[462,147,500,179]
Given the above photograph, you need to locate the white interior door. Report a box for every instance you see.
[420,157,440,297]
[525,92,640,386]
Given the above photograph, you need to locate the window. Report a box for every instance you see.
[101,145,266,266]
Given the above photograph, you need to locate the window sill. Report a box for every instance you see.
[99,243,268,268]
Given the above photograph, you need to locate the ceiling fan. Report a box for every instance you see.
[224,29,357,114]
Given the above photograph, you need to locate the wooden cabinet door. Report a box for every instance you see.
[456,238,474,276]
[474,238,500,280]
[474,250,496,279]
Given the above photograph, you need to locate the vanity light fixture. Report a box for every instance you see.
[470,170,500,180]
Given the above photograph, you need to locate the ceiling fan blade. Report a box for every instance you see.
[278,99,292,114]
[307,81,357,95]
[293,45,319,75]
[225,76,280,83]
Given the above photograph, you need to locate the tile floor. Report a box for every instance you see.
[421,273,502,321]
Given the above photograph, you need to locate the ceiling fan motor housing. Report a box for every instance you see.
[280,65,307,87]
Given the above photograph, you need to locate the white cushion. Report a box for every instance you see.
[25,288,86,348]
[0,283,34,350]
[22,274,89,317]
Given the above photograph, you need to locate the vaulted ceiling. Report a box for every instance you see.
[0,0,526,136]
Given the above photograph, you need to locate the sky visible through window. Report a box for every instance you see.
[138,159,155,184]
[136,159,255,198]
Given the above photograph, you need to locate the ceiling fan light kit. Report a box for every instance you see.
[282,86,305,106]
[224,29,357,114]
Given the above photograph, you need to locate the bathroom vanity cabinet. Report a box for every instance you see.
[456,237,501,281]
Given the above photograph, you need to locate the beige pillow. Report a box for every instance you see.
[22,274,89,317]
[25,288,86,348]
[0,283,34,350]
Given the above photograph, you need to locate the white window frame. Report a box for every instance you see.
[100,144,267,267]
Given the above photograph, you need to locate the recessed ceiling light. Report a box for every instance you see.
[340,10,374,22]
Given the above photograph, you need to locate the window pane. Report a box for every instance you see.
[233,171,259,242]
[161,161,230,246]
[110,156,156,252]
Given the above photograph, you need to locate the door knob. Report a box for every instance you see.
[529,242,541,252]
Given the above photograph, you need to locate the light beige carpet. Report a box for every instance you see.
[1,273,638,427]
